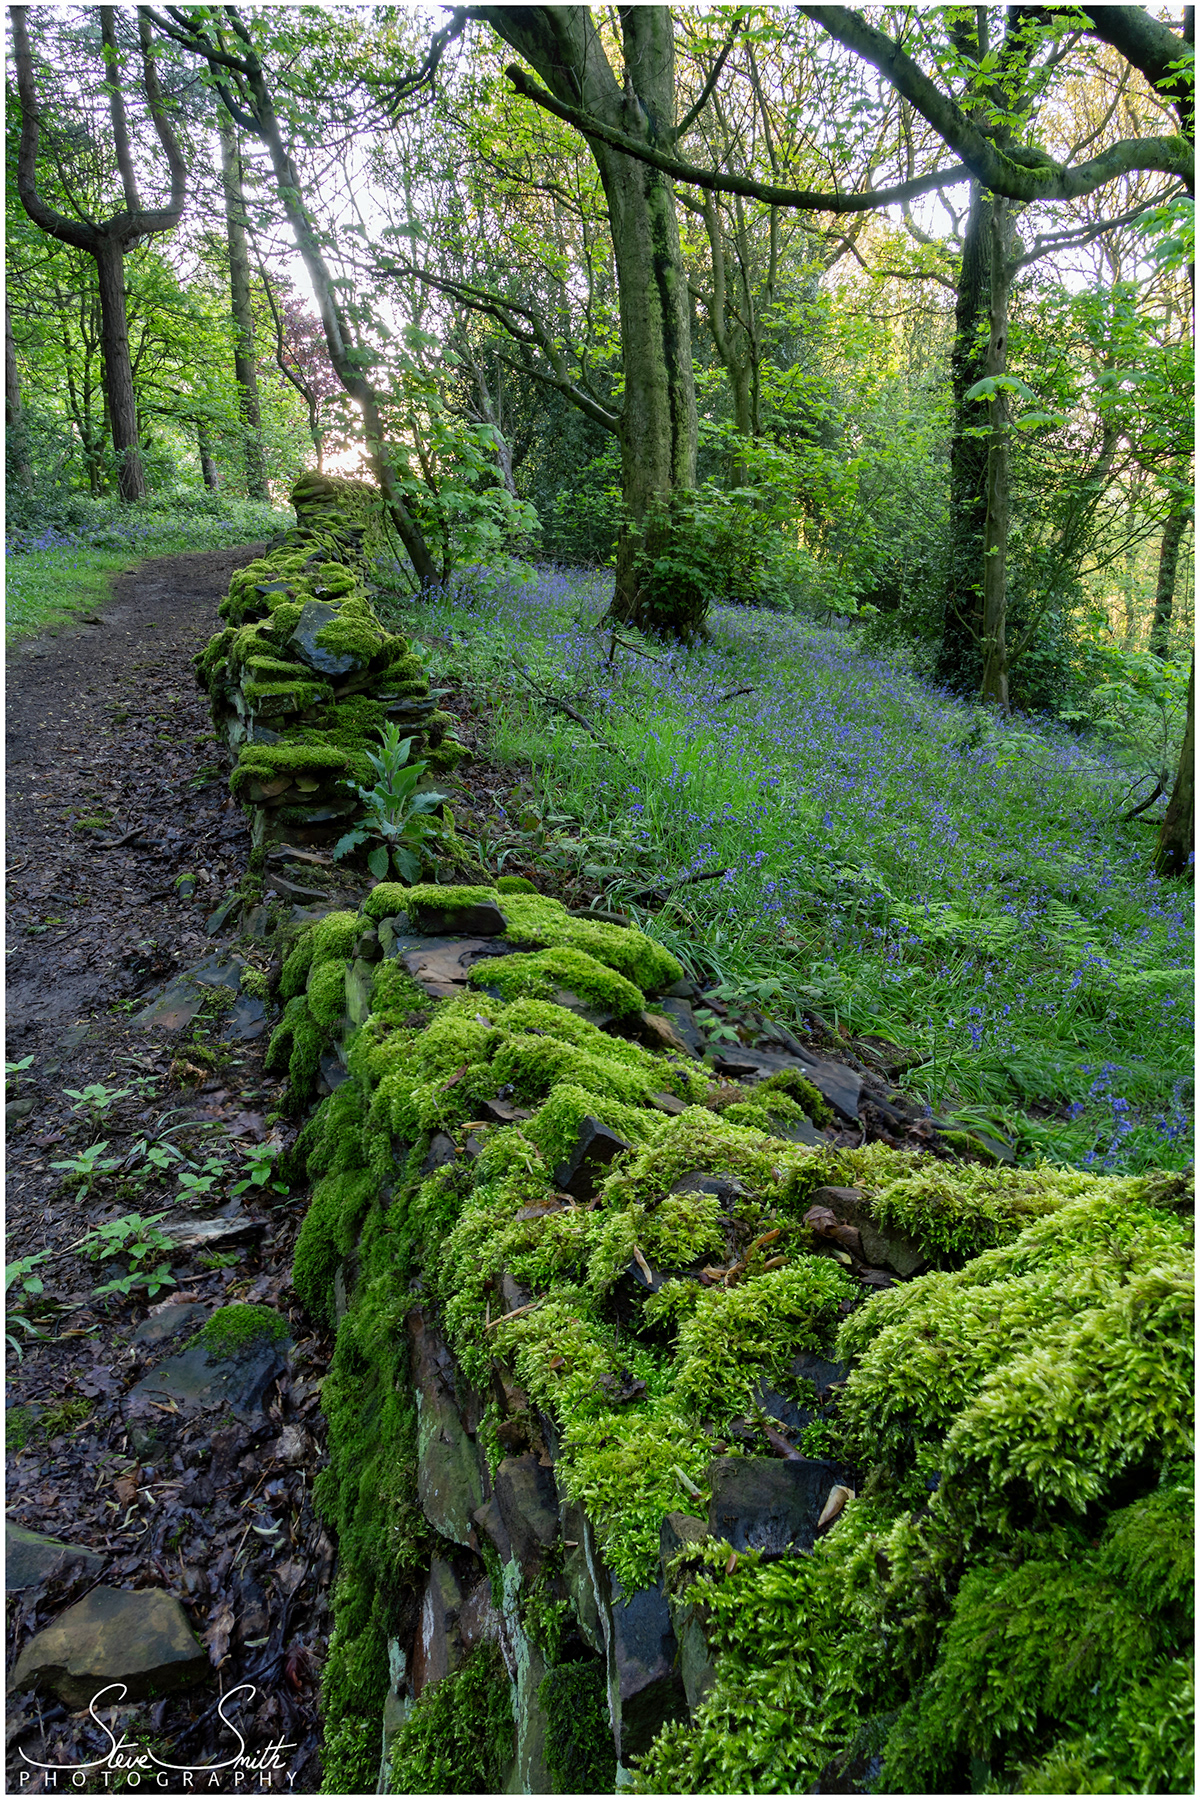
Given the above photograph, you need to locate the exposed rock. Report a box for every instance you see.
[133,953,243,1032]
[411,895,508,936]
[408,1310,483,1548]
[670,1170,749,1206]
[159,1213,265,1254]
[130,1302,209,1347]
[638,1010,692,1055]
[125,1333,288,1446]
[402,936,515,998]
[472,1496,514,1565]
[658,997,706,1057]
[561,1504,604,1657]
[494,1453,560,1577]
[6,1098,34,1125]
[859,1216,928,1278]
[421,1132,459,1174]
[222,993,267,1041]
[553,1117,632,1201]
[712,1045,862,1122]
[11,1586,207,1707]
[649,1090,688,1116]
[318,1048,350,1093]
[791,1351,848,1399]
[607,1577,686,1760]
[287,600,367,678]
[7,1525,106,1592]
[458,1575,501,1653]
[708,1455,847,1556]
[807,1185,865,1221]
[339,957,373,1029]
[768,1113,821,1147]
[411,1556,464,1698]
[478,1097,534,1126]
[659,1513,717,1716]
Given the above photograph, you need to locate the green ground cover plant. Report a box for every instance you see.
[5,495,287,642]
[388,568,1192,1174]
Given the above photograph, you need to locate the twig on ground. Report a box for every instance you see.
[715,686,756,705]
[632,865,733,904]
[1120,778,1165,823]
[512,662,625,758]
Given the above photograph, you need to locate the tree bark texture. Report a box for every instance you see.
[6,302,34,491]
[1154,653,1194,879]
[937,182,990,690]
[979,198,1015,710]
[219,115,269,502]
[483,5,699,634]
[1149,496,1189,657]
[11,5,187,504]
[197,421,220,490]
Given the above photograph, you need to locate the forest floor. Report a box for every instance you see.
[4,547,336,1790]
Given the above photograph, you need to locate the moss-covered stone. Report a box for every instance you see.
[192,1303,289,1360]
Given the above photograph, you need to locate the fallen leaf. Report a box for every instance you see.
[725,1549,739,1574]
[202,1602,235,1667]
[817,1484,855,1530]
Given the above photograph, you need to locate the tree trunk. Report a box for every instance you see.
[937,182,991,690]
[1149,496,1189,657]
[197,422,220,490]
[94,235,145,502]
[482,5,699,635]
[1154,651,1194,878]
[5,302,33,491]
[219,114,269,503]
[979,198,1014,710]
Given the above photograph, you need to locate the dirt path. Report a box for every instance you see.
[5,548,333,1792]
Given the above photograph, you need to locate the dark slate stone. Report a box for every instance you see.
[410,897,508,937]
[494,1453,560,1576]
[766,1113,821,1146]
[658,997,706,1058]
[609,1578,687,1759]
[670,1170,749,1206]
[131,1303,209,1347]
[422,1132,458,1173]
[318,1049,351,1093]
[711,1045,863,1122]
[11,1586,207,1707]
[223,994,266,1041]
[7,1525,106,1592]
[134,953,243,1032]
[791,1352,849,1398]
[472,1496,513,1565]
[553,1117,632,1201]
[859,1216,927,1278]
[707,1455,845,1556]
[287,600,365,678]
[126,1338,288,1433]
[659,1511,710,1574]
[807,1185,865,1222]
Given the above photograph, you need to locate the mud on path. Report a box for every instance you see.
[5,547,335,1791]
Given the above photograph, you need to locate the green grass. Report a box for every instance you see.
[385,565,1193,1174]
[5,497,287,643]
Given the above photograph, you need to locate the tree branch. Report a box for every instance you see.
[501,62,970,213]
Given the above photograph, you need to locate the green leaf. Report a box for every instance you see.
[367,844,390,880]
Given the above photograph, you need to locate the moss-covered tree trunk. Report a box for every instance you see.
[482,6,699,636]
[937,182,990,690]
[5,301,33,492]
[1149,490,1190,657]
[219,115,270,504]
[1154,652,1194,879]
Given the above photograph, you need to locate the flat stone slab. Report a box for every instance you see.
[159,1214,265,1254]
[288,599,366,677]
[134,954,244,1032]
[7,1525,106,1592]
[11,1585,208,1707]
[222,993,266,1041]
[130,1303,209,1347]
[712,1045,862,1122]
[126,1336,288,1426]
[658,998,706,1057]
[707,1455,846,1556]
[494,1454,560,1577]
[411,898,508,936]
[399,937,516,998]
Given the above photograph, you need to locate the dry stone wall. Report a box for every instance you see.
[269,874,1193,1795]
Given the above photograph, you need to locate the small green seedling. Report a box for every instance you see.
[80,1213,174,1267]
[333,722,447,881]
[6,1055,34,1095]
[176,1154,232,1202]
[232,1144,288,1199]
[93,1263,176,1300]
[64,1082,134,1130]
[6,1249,51,1359]
[50,1141,121,1197]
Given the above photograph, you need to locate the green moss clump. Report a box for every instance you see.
[500,892,682,992]
[307,957,350,1030]
[292,1168,379,1326]
[468,945,644,1014]
[361,882,413,922]
[496,875,538,894]
[539,1661,616,1794]
[7,1405,35,1452]
[756,1066,835,1128]
[193,1303,289,1359]
[239,965,270,1002]
[280,911,362,1000]
[389,1643,513,1793]
[404,882,501,916]
[523,1081,664,1170]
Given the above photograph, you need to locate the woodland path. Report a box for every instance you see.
[4,547,334,1790]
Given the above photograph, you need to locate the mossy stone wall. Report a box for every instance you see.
[271,878,1193,1794]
